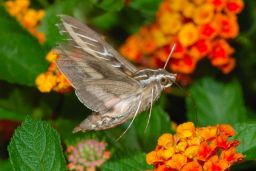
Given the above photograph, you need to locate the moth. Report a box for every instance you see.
[56,15,177,136]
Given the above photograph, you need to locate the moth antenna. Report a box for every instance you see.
[144,88,154,133]
[173,81,199,125]
[163,44,176,69]
[116,98,142,141]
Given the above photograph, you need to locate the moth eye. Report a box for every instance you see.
[160,77,169,86]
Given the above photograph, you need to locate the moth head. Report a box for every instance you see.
[133,69,176,88]
[156,69,177,88]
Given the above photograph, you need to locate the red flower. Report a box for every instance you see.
[209,39,234,66]
[216,14,239,38]
[225,0,244,14]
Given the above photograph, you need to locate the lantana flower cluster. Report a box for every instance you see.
[146,122,244,171]
[66,139,110,171]
[5,0,45,43]
[35,50,72,93]
[120,0,244,74]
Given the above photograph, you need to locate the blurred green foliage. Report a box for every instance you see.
[0,0,256,170]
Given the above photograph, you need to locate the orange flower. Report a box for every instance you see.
[189,39,211,60]
[192,0,206,6]
[216,14,239,38]
[120,0,243,75]
[168,0,186,11]
[209,39,234,66]
[198,22,219,40]
[177,122,196,139]
[120,35,142,61]
[184,146,200,159]
[158,133,174,147]
[46,50,59,63]
[158,12,182,35]
[146,122,244,171]
[220,147,244,164]
[193,4,215,25]
[216,135,240,150]
[225,0,244,14]
[146,151,162,165]
[218,124,236,136]
[197,141,216,161]
[182,2,195,18]
[172,41,187,59]
[166,154,187,170]
[170,54,197,74]
[207,0,225,11]
[203,155,229,171]
[197,126,217,140]
[5,0,45,43]
[35,50,73,93]
[219,57,236,74]
[139,26,159,54]
[157,1,172,17]
[151,25,170,47]
[181,161,203,171]
[36,73,57,93]
[178,23,199,47]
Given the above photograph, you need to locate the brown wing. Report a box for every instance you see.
[56,16,141,114]
[57,15,138,76]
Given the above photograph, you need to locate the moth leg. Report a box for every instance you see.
[144,88,154,132]
[116,96,142,141]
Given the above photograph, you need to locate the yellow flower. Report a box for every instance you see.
[176,141,188,152]
[177,122,196,139]
[158,12,182,35]
[53,74,72,93]
[158,133,174,147]
[5,0,29,17]
[178,23,199,47]
[120,35,142,61]
[193,3,215,25]
[162,147,175,159]
[46,50,58,63]
[197,126,217,140]
[188,137,201,146]
[168,0,187,11]
[151,25,170,47]
[184,146,200,159]
[36,73,57,93]
[203,155,229,171]
[35,50,73,93]
[192,0,206,5]
[5,0,45,43]
[181,161,203,171]
[166,154,187,170]
[182,2,196,18]
[146,151,159,165]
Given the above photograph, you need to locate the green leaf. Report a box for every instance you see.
[0,107,25,121]
[90,12,120,31]
[39,0,94,46]
[0,87,53,121]
[233,122,256,160]
[0,160,12,171]
[102,152,152,171]
[186,77,247,126]
[8,116,66,171]
[134,105,172,151]
[92,0,125,12]
[0,7,48,86]
[129,0,162,17]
